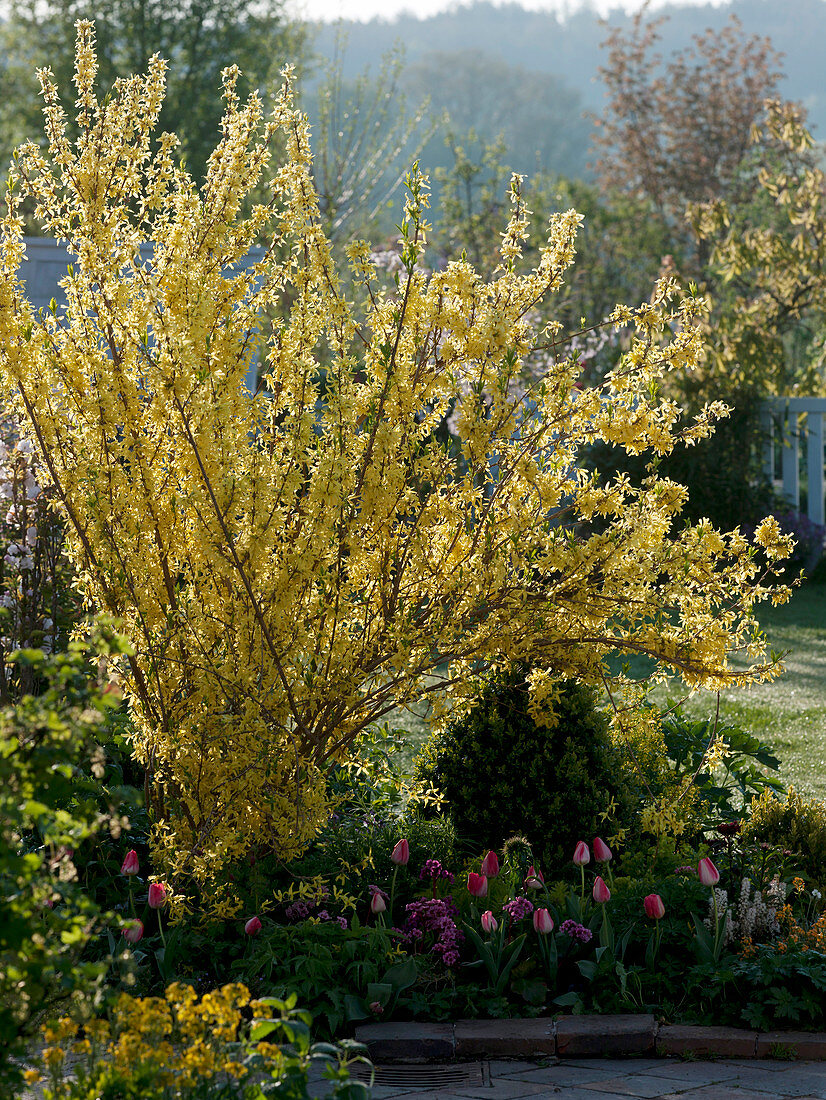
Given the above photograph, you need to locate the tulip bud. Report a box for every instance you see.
[532,908,554,934]
[244,915,262,936]
[573,841,590,867]
[122,919,144,944]
[370,890,386,914]
[524,865,544,890]
[593,837,612,863]
[147,882,167,909]
[481,910,498,934]
[391,838,410,866]
[698,857,720,887]
[592,876,611,904]
[480,850,500,878]
[120,849,139,876]
[467,872,488,898]
[643,894,665,920]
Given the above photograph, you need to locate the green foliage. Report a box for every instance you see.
[662,713,784,822]
[692,947,826,1030]
[234,919,410,1037]
[0,621,132,1092]
[743,788,826,885]
[415,667,637,874]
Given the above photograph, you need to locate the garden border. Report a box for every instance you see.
[354,1016,826,1061]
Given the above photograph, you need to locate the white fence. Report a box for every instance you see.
[762,397,826,527]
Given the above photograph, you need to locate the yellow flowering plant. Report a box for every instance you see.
[0,23,792,899]
[27,985,371,1099]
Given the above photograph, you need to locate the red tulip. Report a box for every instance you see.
[593,837,612,863]
[120,849,139,876]
[147,882,167,909]
[573,841,590,867]
[524,865,544,890]
[480,850,500,878]
[467,872,488,898]
[391,839,410,866]
[643,894,665,920]
[481,910,498,933]
[244,915,262,936]
[698,857,720,887]
[533,908,554,934]
[592,876,611,904]
[122,919,144,944]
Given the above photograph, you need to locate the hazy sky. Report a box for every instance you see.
[285,0,728,25]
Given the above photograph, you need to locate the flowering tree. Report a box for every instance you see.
[0,25,790,903]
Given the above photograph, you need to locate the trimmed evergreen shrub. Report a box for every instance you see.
[414,666,636,875]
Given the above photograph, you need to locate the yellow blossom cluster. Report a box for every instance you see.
[0,22,790,894]
[30,983,291,1097]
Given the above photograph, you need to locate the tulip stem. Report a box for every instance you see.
[711,887,724,962]
[389,866,398,926]
[157,909,167,951]
[579,864,585,907]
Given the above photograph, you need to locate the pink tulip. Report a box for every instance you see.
[467,872,488,898]
[698,857,720,887]
[480,850,500,878]
[524,865,544,890]
[147,882,167,909]
[593,837,612,863]
[370,891,387,914]
[391,839,410,866]
[592,876,611,904]
[533,908,554,934]
[120,849,139,876]
[573,841,590,867]
[643,894,665,920]
[122,919,144,944]
[481,910,498,933]
[244,915,262,936]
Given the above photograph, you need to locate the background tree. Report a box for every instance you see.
[0,0,304,187]
[404,49,590,186]
[304,41,433,242]
[593,9,784,231]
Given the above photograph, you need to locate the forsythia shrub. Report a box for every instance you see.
[0,23,791,902]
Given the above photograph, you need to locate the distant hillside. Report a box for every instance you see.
[305,0,826,185]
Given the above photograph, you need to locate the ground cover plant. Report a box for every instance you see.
[3,18,826,1097]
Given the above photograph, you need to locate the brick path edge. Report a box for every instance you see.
[354,1017,826,1062]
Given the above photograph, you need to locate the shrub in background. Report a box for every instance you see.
[415,667,637,873]
[743,788,826,886]
[0,622,130,1093]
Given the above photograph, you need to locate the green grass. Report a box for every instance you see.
[386,582,826,800]
[648,581,826,800]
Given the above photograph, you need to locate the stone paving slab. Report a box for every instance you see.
[658,1088,786,1100]
[593,1073,710,1097]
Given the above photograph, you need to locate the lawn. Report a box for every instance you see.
[651,579,826,801]
[389,581,826,800]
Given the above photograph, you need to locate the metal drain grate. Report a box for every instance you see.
[350,1061,487,1091]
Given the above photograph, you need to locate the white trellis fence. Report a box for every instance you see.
[761,397,826,528]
